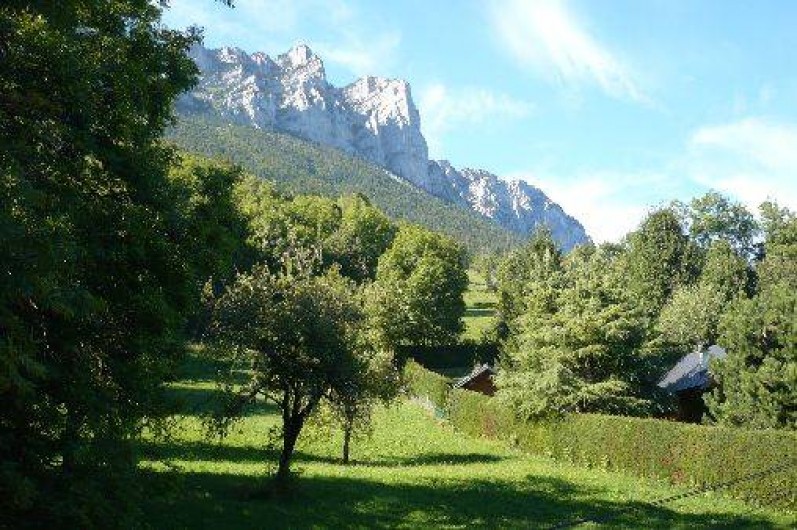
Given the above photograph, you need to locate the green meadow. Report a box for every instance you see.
[137,354,795,529]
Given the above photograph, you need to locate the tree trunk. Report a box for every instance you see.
[276,418,302,487]
[342,423,352,465]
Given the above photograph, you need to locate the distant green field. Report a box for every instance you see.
[137,354,794,529]
[462,270,498,342]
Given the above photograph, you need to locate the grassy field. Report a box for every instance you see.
[137,354,794,529]
[462,270,498,342]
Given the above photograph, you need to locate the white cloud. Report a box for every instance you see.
[488,0,645,102]
[507,171,666,244]
[418,84,535,155]
[315,31,402,77]
[688,117,797,211]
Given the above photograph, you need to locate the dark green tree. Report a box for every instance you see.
[366,224,468,347]
[1,1,206,525]
[495,229,563,334]
[673,191,758,257]
[324,194,397,282]
[498,245,658,419]
[706,203,797,429]
[622,209,699,315]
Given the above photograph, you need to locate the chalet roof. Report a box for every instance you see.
[657,345,727,393]
[453,364,495,389]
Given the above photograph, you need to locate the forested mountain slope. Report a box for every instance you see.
[168,117,523,253]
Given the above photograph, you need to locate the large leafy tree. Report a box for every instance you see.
[496,229,562,333]
[622,209,699,315]
[367,224,468,347]
[673,191,758,258]
[0,1,214,525]
[324,194,397,283]
[209,258,366,485]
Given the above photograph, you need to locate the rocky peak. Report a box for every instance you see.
[178,43,591,251]
[277,44,325,78]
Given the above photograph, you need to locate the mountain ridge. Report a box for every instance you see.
[177,43,590,250]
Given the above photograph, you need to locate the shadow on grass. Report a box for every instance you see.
[163,383,278,417]
[465,307,496,317]
[138,468,785,529]
[140,438,505,468]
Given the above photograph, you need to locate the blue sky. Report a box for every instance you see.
[163,0,797,242]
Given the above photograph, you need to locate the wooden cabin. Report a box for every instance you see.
[657,345,726,423]
[452,364,496,396]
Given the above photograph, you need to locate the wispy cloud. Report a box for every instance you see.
[419,83,535,155]
[487,0,645,102]
[508,171,668,243]
[315,31,402,77]
[688,117,797,211]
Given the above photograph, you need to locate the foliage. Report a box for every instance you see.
[705,203,797,430]
[672,191,759,258]
[325,341,400,464]
[323,194,397,283]
[447,388,797,510]
[208,256,366,484]
[167,116,523,254]
[367,224,468,348]
[495,229,563,332]
[498,244,662,419]
[403,360,451,411]
[0,2,205,525]
[621,209,700,315]
[707,287,797,430]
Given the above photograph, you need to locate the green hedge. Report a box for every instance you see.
[396,343,498,370]
[403,359,450,410]
[447,388,797,510]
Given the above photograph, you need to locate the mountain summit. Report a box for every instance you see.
[178,44,590,250]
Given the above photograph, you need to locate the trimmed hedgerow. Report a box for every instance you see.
[447,388,796,510]
[396,343,498,370]
[403,360,451,410]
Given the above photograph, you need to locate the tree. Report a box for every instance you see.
[673,191,758,257]
[324,194,397,283]
[706,288,796,429]
[367,224,468,347]
[495,229,562,334]
[656,240,749,350]
[1,2,205,524]
[498,245,659,419]
[706,203,797,430]
[325,342,399,464]
[209,256,365,485]
[622,209,699,315]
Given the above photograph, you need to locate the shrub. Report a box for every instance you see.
[396,343,498,370]
[447,389,796,510]
[403,360,451,411]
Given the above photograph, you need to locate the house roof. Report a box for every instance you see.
[453,364,495,389]
[657,345,727,393]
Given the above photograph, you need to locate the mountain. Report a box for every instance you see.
[176,43,590,250]
[168,116,523,254]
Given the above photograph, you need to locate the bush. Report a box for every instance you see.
[403,360,450,411]
[447,389,796,510]
[396,343,498,370]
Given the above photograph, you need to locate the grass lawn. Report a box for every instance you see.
[462,270,498,342]
[137,355,795,529]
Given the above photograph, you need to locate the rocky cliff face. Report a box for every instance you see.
[178,43,590,250]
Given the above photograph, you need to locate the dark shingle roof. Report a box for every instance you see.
[453,364,495,389]
[657,345,726,393]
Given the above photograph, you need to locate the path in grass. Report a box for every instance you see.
[139,362,794,529]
